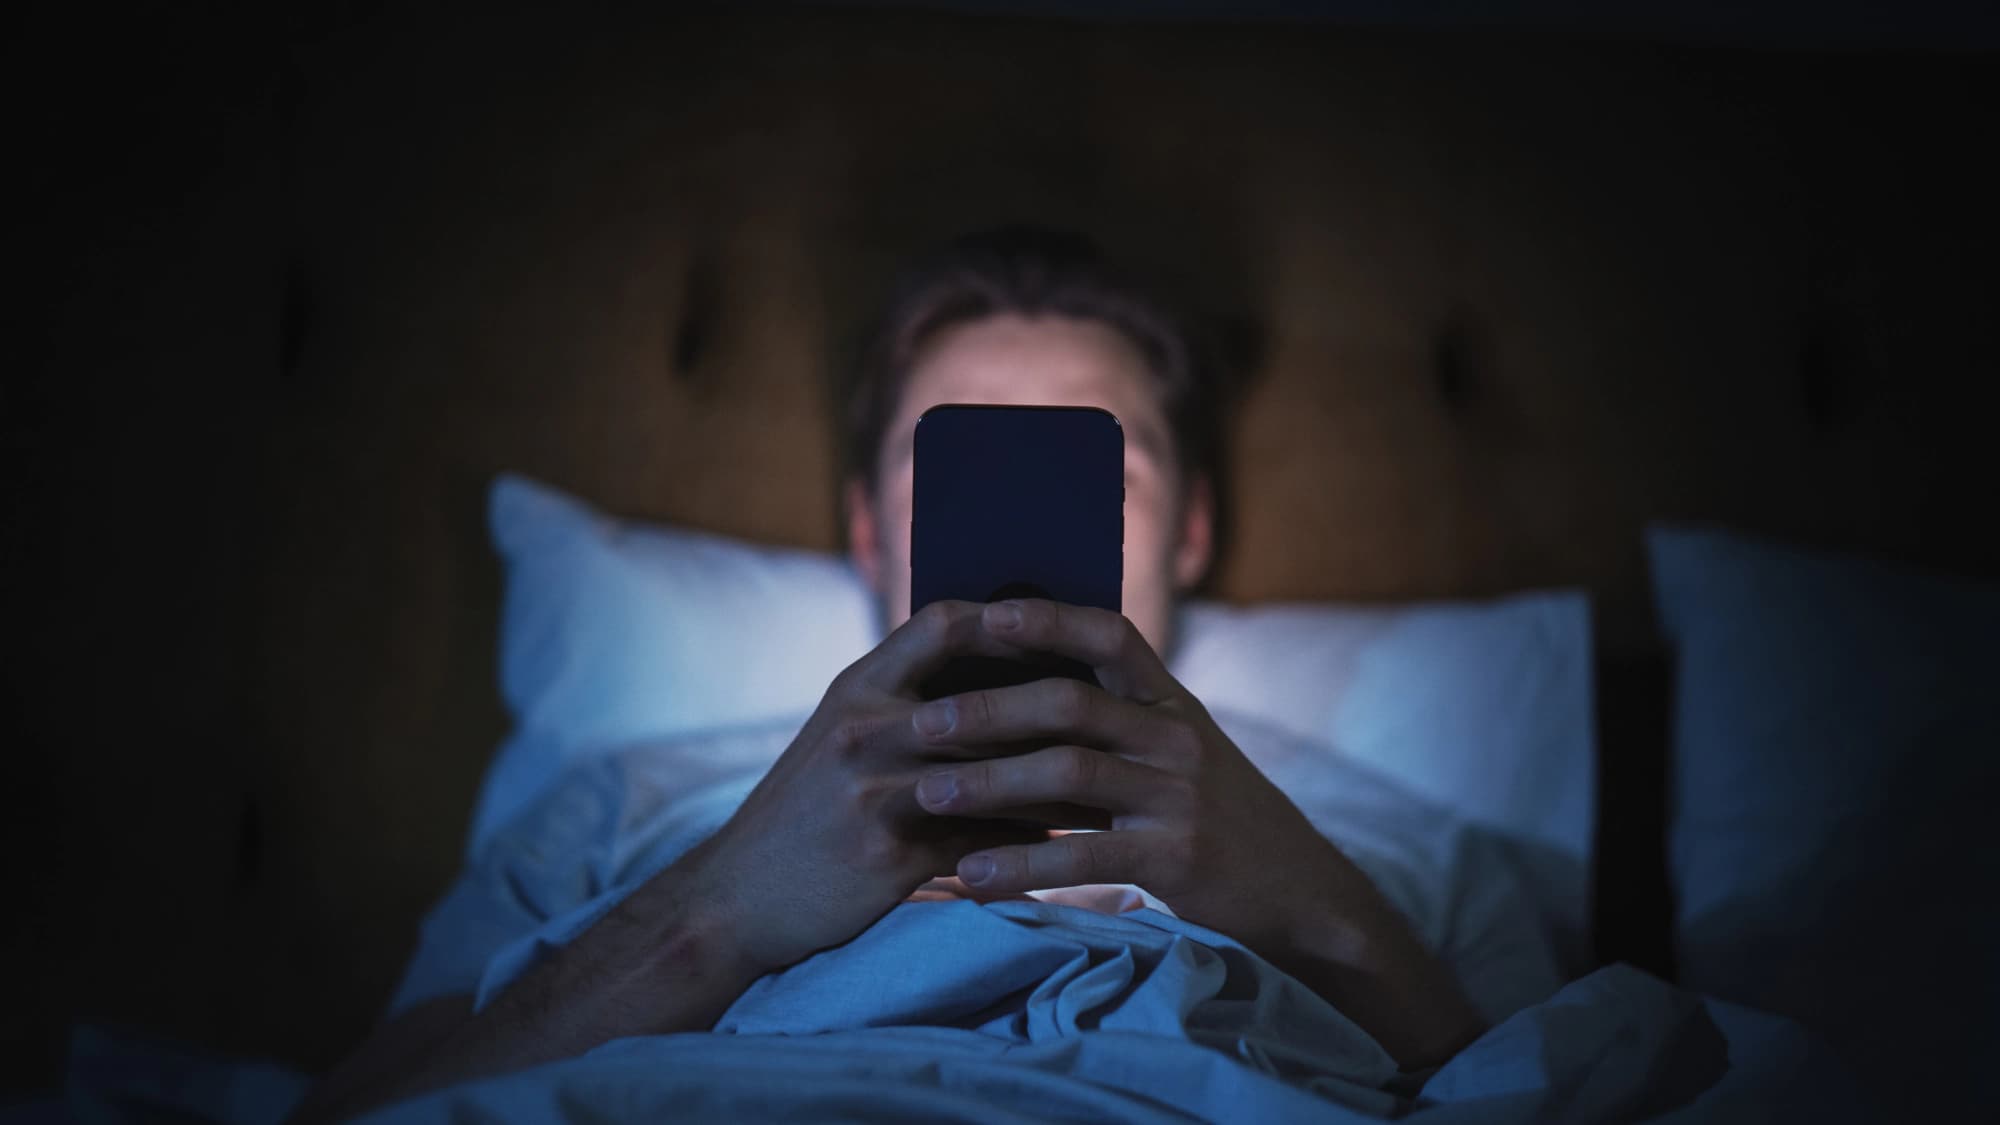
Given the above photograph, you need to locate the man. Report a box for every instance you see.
[290,229,1558,1123]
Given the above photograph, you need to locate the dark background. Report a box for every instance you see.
[6,0,1996,1101]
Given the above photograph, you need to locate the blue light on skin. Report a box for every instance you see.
[844,312,1215,661]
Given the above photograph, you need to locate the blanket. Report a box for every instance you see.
[55,711,1855,1123]
[358,898,1847,1123]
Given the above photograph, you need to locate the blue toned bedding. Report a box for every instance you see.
[351,709,1845,1123]
[58,710,1850,1124]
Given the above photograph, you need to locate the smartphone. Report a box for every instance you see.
[910,404,1124,700]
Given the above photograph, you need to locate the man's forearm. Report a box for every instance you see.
[1259,881,1486,1072]
[290,858,763,1123]
[444,871,758,1068]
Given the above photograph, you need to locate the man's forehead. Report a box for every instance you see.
[878,315,1175,469]
[881,408,1168,467]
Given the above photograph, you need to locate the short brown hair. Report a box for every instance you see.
[842,226,1225,501]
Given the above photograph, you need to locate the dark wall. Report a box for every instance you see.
[8,4,284,1093]
[6,1,1995,1098]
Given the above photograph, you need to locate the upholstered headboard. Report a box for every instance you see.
[250,8,1994,1064]
[19,6,1992,1085]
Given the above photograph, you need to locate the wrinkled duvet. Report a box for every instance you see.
[58,712,1858,1123]
[365,896,1850,1124]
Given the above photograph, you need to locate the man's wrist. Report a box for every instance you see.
[467,856,769,1072]
[612,856,770,1003]
[323,857,767,1112]
[1263,873,1485,1070]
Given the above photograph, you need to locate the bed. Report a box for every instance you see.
[60,476,1999,1122]
[19,4,1998,1121]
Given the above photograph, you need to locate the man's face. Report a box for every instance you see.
[846,313,1212,659]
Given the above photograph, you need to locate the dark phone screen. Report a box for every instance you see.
[911,404,1123,699]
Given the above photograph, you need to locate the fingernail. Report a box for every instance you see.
[913,699,956,736]
[961,854,995,885]
[918,772,958,808]
[986,602,1023,632]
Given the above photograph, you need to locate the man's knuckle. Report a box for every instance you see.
[1038,599,1064,633]
[955,762,988,802]
[919,599,955,624]
[826,714,876,758]
[1158,772,1198,813]
[1176,721,1205,755]
[958,689,992,733]
[837,771,879,809]
[1058,746,1099,791]
[1073,830,1113,881]
[828,658,863,696]
[1052,678,1094,725]
[1156,721,1200,764]
[913,600,953,639]
[855,828,901,872]
[1022,842,1059,887]
[1159,831,1197,877]
[985,850,1021,887]
[1117,615,1149,660]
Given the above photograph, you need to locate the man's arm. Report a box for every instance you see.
[286,852,760,1124]
[289,601,1055,1122]
[1250,886,1489,1069]
[906,599,1488,1069]
[284,996,471,1124]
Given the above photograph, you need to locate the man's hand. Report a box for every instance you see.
[673,599,1056,975]
[907,599,1487,1069]
[290,600,1055,1123]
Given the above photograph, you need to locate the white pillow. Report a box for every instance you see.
[477,473,1596,966]
[1649,524,2000,1104]
[473,474,878,850]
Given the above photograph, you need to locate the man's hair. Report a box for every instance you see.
[843,226,1224,503]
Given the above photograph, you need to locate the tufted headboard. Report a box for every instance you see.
[261,6,1995,1064]
[15,4,1994,1087]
